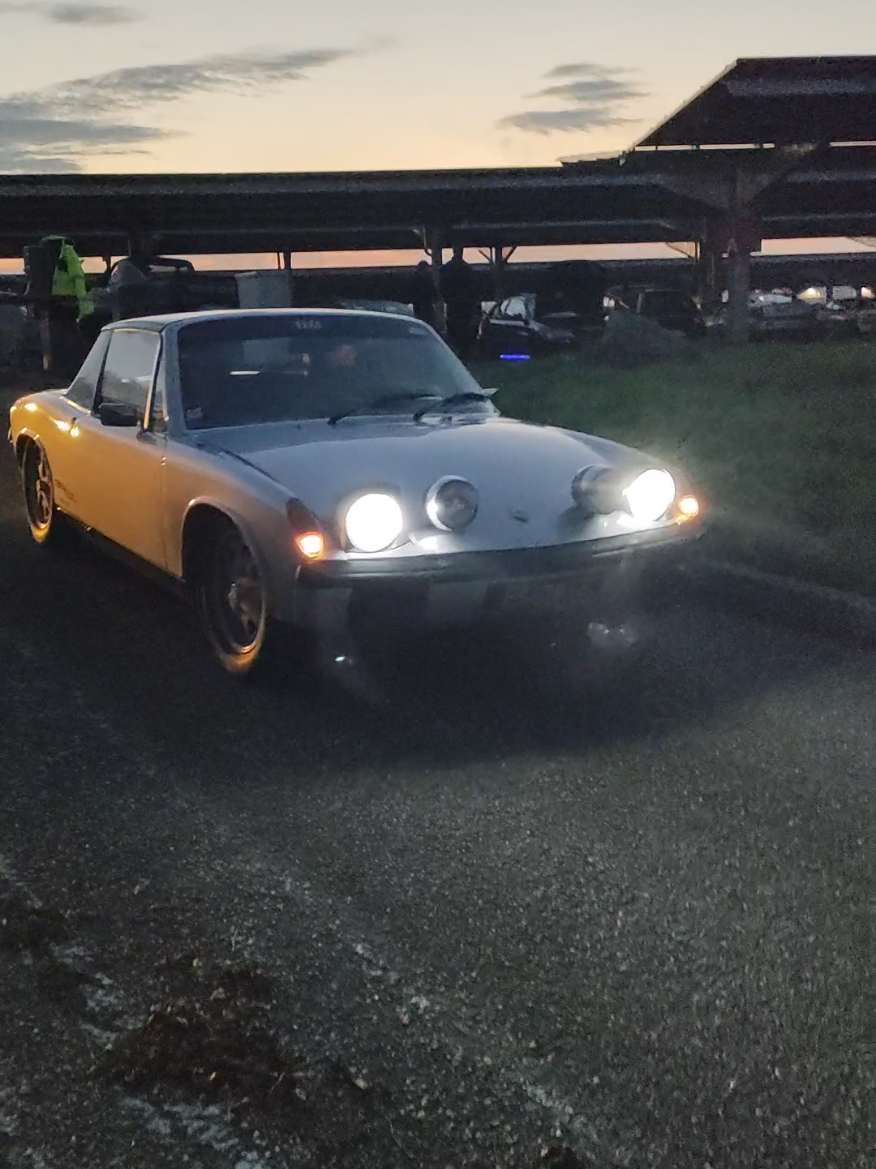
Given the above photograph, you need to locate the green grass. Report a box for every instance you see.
[474,342,876,596]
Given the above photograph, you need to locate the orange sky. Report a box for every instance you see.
[2,239,873,279]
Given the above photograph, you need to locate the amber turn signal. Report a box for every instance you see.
[676,495,700,521]
[295,531,325,559]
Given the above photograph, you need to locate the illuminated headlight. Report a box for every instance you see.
[344,492,404,552]
[426,477,478,532]
[623,469,676,523]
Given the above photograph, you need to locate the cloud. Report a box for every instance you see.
[46,4,142,24]
[543,62,598,80]
[0,1,142,23]
[47,47,362,117]
[498,62,647,136]
[0,43,377,171]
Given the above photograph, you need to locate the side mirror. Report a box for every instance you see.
[98,401,140,428]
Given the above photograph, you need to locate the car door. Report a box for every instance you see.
[43,332,111,518]
[70,328,168,569]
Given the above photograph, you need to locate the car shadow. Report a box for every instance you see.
[0,478,857,790]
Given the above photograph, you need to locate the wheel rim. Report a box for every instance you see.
[206,529,265,656]
[24,446,53,532]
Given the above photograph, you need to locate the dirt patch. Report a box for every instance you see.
[99,958,302,1116]
[0,891,67,951]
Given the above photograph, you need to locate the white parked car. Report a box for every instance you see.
[8,309,703,677]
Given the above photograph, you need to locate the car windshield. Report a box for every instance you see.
[177,313,487,430]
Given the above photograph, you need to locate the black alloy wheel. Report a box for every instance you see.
[198,522,268,676]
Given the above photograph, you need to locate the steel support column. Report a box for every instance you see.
[727,242,751,344]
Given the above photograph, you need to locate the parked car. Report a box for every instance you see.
[623,289,707,338]
[316,297,416,318]
[748,295,819,341]
[478,294,578,359]
[8,309,703,678]
[90,257,237,327]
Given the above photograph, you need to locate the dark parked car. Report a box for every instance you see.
[478,294,578,359]
[90,257,237,328]
[748,296,819,341]
[623,289,707,338]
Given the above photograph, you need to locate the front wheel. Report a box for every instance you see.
[196,522,269,677]
[21,441,67,547]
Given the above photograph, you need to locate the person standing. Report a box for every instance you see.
[439,245,480,359]
[35,235,94,379]
[411,260,443,332]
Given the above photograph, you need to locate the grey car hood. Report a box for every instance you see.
[204,415,652,552]
[213,415,633,493]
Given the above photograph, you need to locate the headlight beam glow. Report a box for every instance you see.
[623,469,676,523]
[344,492,404,553]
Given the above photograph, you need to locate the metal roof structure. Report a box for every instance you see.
[1,144,875,259]
[0,166,706,258]
[609,144,876,239]
[0,56,874,259]
[636,56,876,149]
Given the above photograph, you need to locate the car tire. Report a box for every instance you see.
[194,518,270,678]
[20,440,70,548]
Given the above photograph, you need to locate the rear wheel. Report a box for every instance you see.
[195,521,269,677]
[21,441,67,547]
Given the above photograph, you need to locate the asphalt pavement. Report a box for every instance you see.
[0,430,872,1169]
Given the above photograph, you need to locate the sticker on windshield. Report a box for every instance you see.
[292,318,323,331]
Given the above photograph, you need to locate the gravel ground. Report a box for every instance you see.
[0,426,873,1169]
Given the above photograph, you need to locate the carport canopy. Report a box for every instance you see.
[635,56,876,149]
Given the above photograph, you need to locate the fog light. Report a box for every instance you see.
[572,465,622,515]
[426,477,479,532]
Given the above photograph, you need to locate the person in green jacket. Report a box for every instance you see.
[40,235,94,322]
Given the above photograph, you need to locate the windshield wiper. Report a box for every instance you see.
[412,390,495,422]
[328,391,440,426]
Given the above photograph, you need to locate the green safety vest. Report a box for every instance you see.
[42,236,94,320]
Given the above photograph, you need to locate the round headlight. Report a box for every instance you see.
[572,465,622,515]
[426,477,479,532]
[623,468,676,522]
[344,493,404,552]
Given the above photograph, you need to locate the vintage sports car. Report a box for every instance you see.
[8,310,702,677]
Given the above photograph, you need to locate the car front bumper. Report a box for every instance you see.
[296,523,701,590]
[282,523,702,634]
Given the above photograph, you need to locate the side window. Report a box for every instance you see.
[149,351,167,434]
[98,329,160,420]
[65,333,110,410]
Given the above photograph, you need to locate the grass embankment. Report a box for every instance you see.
[478,342,876,597]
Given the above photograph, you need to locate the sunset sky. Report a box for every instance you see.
[1,0,874,267]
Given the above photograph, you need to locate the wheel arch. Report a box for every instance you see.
[179,500,275,609]
[14,430,41,467]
